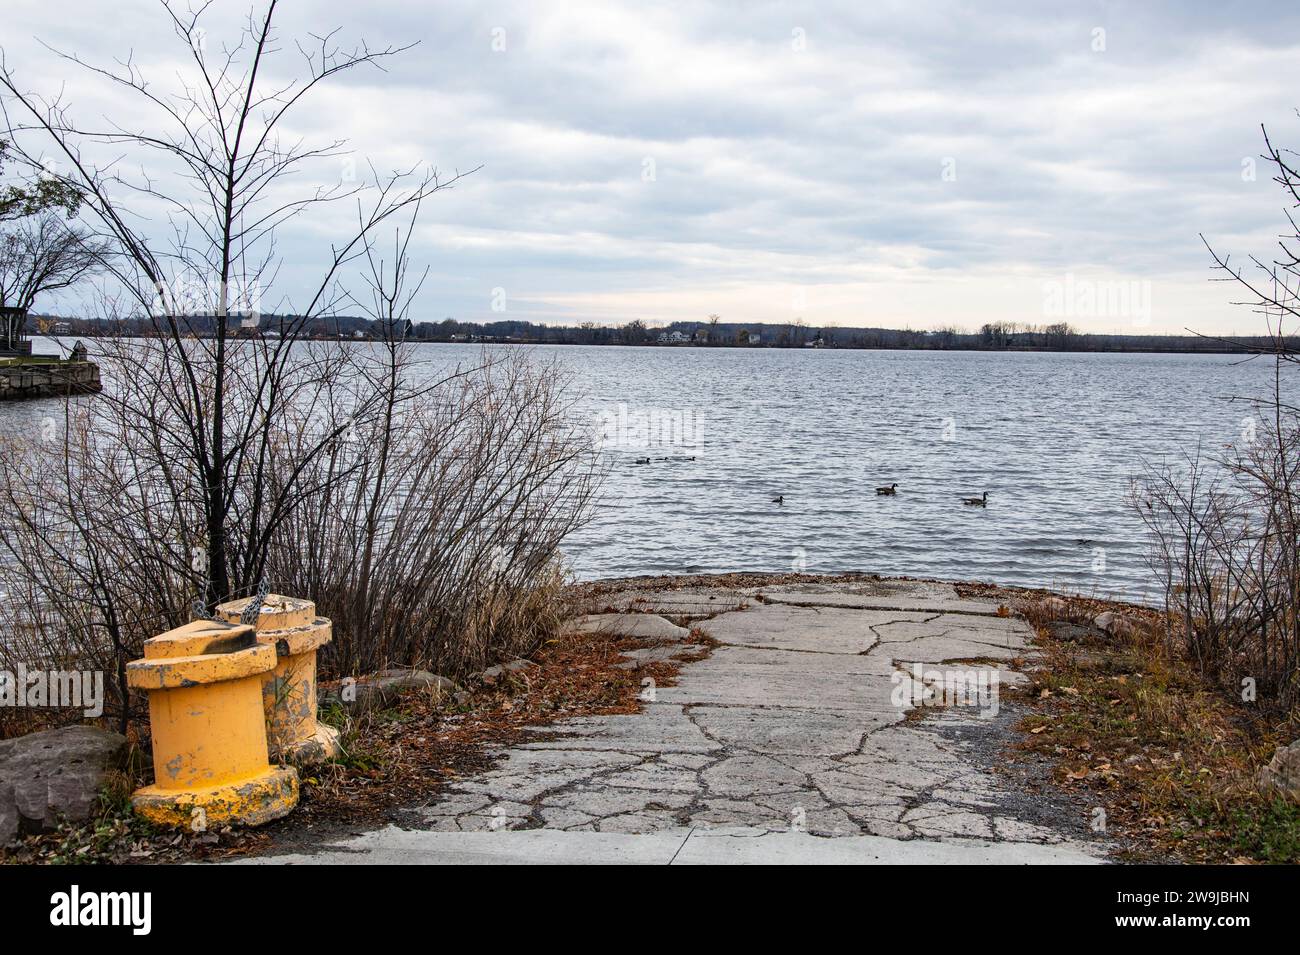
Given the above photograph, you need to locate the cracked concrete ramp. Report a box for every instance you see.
[240,579,1106,865]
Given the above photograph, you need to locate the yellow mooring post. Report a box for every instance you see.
[127,620,299,829]
[214,594,341,766]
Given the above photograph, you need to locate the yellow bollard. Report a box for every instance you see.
[215,594,341,766]
[127,620,298,829]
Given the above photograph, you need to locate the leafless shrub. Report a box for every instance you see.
[0,4,597,736]
[0,340,600,734]
[268,345,600,678]
[1134,119,1300,711]
[1134,427,1300,705]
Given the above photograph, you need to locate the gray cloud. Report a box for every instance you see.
[4,0,1299,332]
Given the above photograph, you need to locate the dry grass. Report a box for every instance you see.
[985,588,1300,863]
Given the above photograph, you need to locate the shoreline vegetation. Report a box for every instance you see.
[22,314,1295,355]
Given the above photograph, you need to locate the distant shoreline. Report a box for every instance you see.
[25,328,1285,357]
[417,340,1273,356]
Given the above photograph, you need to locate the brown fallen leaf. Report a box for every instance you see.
[1030,725,1048,734]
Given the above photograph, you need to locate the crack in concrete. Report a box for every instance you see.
[756,596,1008,619]
[407,583,1097,853]
[724,642,865,656]
[667,827,696,863]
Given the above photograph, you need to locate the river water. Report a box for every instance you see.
[3,338,1285,603]
[546,344,1282,603]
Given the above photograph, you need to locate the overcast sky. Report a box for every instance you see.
[5,0,1300,334]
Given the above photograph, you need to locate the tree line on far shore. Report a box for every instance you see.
[26,312,1290,354]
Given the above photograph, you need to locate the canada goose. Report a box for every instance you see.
[634,457,650,465]
[772,495,784,504]
[962,491,989,506]
[876,483,898,495]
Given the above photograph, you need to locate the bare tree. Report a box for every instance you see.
[0,210,106,310]
[0,0,477,608]
[1202,122,1300,364]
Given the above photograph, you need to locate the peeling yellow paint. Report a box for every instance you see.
[127,619,299,829]
[215,595,341,766]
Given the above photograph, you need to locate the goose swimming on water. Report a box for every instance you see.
[876,483,898,495]
[962,491,988,506]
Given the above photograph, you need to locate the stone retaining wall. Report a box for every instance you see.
[0,361,102,401]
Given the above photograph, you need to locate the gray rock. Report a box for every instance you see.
[0,725,127,844]
[480,658,540,685]
[567,613,690,642]
[1259,740,1300,803]
[613,645,691,670]
[752,580,1002,615]
[518,703,718,755]
[701,604,929,654]
[1040,597,1070,617]
[1045,620,1101,643]
[374,668,460,694]
[327,669,461,714]
[1093,611,1137,639]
